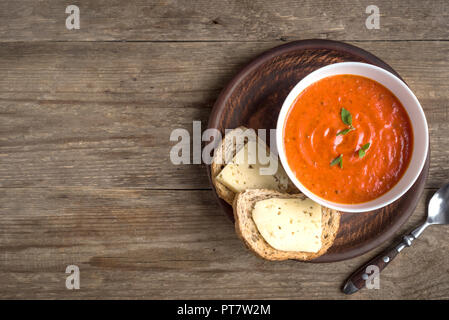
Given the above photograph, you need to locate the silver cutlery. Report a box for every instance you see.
[343,183,449,294]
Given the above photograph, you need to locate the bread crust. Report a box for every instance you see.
[211,126,252,205]
[233,189,341,261]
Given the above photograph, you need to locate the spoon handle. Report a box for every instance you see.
[342,226,425,295]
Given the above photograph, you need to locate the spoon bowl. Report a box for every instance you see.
[427,183,449,225]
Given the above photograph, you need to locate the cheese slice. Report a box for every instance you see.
[252,198,322,253]
[215,140,288,193]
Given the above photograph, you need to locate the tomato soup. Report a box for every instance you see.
[283,74,413,204]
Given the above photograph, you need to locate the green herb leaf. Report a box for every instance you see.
[361,142,371,150]
[341,108,352,126]
[330,154,343,168]
[358,143,371,158]
[358,149,366,158]
[336,126,355,136]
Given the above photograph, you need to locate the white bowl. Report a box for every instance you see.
[276,62,428,213]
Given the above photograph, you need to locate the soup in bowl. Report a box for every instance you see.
[276,62,428,213]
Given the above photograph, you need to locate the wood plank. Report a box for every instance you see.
[0,0,448,42]
[0,187,447,299]
[1,41,448,189]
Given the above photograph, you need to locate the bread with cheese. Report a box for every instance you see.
[233,189,341,261]
[211,126,296,205]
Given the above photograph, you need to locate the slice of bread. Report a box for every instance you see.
[211,126,297,205]
[233,189,341,261]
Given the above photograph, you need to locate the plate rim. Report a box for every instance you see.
[206,39,430,262]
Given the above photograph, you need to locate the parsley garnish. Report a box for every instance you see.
[337,108,355,136]
[358,143,371,158]
[330,154,343,168]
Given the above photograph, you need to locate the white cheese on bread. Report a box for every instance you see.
[215,140,288,193]
[252,198,322,253]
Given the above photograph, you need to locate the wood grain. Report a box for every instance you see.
[0,187,448,299]
[0,0,448,42]
[0,0,448,300]
[0,41,448,190]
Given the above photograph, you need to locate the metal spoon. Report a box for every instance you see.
[342,183,449,294]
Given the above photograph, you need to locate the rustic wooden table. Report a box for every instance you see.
[0,0,448,299]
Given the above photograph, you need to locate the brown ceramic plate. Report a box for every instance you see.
[207,39,429,262]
